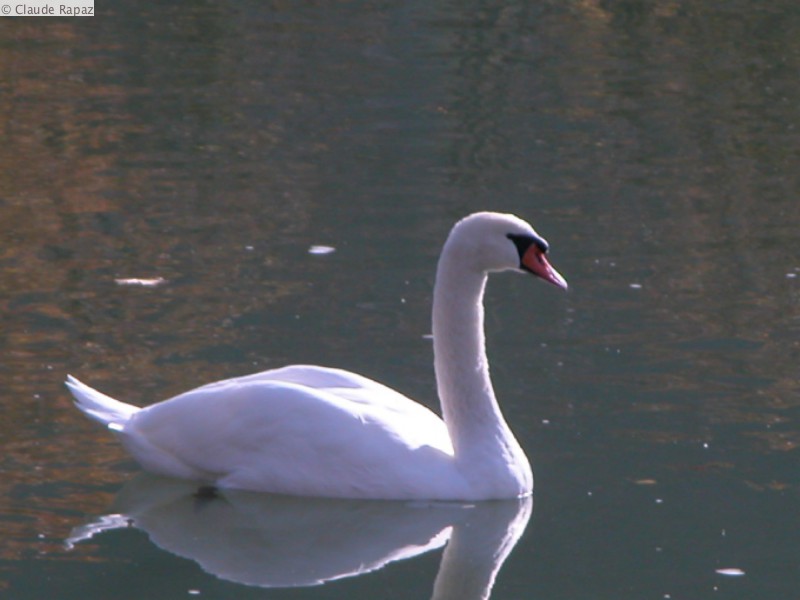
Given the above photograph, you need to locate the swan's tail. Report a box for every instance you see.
[65,375,139,430]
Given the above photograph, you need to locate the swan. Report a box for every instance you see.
[66,212,567,500]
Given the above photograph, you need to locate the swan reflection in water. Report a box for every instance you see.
[68,475,532,598]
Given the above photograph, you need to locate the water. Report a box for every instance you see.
[1,1,799,598]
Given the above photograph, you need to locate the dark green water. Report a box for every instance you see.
[1,1,798,598]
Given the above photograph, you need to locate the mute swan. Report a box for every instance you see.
[66,212,567,500]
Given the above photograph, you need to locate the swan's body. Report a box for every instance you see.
[67,212,567,500]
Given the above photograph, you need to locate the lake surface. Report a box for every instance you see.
[1,1,799,598]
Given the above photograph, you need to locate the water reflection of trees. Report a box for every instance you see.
[428,0,800,470]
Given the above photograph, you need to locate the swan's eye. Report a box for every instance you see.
[506,233,548,259]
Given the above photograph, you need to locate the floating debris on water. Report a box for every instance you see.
[715,568,745,576]
[308,245,336,255]
[114,277,167,287]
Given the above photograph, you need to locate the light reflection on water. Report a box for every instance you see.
[1,1,799,598]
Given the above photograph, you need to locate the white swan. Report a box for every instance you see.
[66,212,567,500]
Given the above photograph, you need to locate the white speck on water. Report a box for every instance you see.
[244,245,254,251]
[629,283,642,289]
[716,568,745,576]
[188,590,201,595]
[542,419,550,425]
[786,273,797,279]
[308,245,336,255]
[655,498,664,504]
[115,277,167,287]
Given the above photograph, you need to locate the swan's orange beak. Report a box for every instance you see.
[522,246,568,290]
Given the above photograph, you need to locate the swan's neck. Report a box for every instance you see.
[432,254,531,493]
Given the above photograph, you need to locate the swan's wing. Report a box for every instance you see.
[191,365,437,418]
[118,370,456,498]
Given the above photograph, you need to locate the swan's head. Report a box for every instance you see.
[446,212,568,290]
